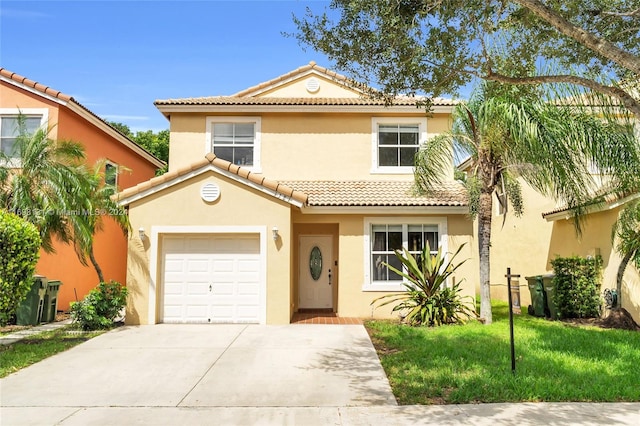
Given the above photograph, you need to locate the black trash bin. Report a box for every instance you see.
[16,276,48,325]
[542,274,558,320]
[526,276,546,317]
[42,280,62,323]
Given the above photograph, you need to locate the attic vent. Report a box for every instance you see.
[201,183,220,203]
[306,77,320,93]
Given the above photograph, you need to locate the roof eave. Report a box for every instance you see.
[299,205,468,214]
[154,104,454,114]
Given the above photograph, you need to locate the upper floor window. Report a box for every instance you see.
[206,116,261,172]
[0,114,44,158]
[371,117,427,174]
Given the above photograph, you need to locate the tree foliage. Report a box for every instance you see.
[0,210,41,326]
[108,121,169,164]
[294,0,640,115]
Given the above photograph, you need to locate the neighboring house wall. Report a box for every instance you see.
[1,72,161,311]
[480,181,557,307]
[547,207,640,324]
[485,177,640,324]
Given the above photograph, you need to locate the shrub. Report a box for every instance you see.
[372,243,475,326]
[70,280,128,330]
[0,210,41,326]
[551,256,603,319]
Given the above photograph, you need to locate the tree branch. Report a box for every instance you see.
[513,0,640,75]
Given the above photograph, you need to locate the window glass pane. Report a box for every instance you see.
[388,229,402,251]
[213,146,233,162]
[378,130,398,145]
[1,118,18,137]
[426,232,438,250]
[388,255,403,280]
[372,226,387,251]
[105,163,117,186]
[372,254,385,280]
[235,123,254,140]
[399,147,417,166]
[213,123,233,138]
[234,147,253,165]
[399,130,418,145]
[379,147,398,166]
[24,117,41,134]
[408,230,422,252]
[0,138,17,156]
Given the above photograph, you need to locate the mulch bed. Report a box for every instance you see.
[561,308,640,331]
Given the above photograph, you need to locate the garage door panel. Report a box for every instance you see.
[162,234,262,324]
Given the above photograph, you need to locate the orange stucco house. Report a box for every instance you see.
[0,68,164,310]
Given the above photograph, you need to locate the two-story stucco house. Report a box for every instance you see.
[118,62,477,325]
[0,68,164,311]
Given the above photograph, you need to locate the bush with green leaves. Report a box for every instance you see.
[70,280,128,330]
[0,210,41,326]
[551,256,603,319]
[372,243,475,326]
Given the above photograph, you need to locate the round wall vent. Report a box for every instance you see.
[306,77,320,93]
[201,183,220,203]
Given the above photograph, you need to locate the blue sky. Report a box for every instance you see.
[1,0,335,132]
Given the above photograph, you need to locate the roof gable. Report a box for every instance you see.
[232,61,363,98]
[116,153,308,207]
[0,68,164,168]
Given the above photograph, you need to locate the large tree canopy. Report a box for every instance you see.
[294,0,640,115]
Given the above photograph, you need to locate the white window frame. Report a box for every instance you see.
[363,217,448,291]
[371,117,427,174]
[205,116,262,173]
[0,108,49,167]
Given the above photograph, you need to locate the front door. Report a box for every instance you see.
[299,235,333,309]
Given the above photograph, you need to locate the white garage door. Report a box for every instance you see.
[162,235,262,324]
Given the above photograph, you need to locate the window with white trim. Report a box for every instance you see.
[0,115,43,158]
[206,116,261,172]
[371,117,427,174]
[364,218,447,291]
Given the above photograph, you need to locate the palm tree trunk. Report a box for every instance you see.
[89,246,105,283]
[478,189,493,324]
[616,251,632,306]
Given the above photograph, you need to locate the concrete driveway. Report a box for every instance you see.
[1,324,396,425]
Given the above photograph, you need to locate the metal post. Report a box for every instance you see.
[505,267,520,374]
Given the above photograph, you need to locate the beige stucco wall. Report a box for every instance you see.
[482,182,558,306]
[168,111,453,181]
[484,178,640,324]
[125,170,293,325]
[548,207,640,324]
[257,74,361,98]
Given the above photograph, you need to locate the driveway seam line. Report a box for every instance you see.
[175,324,249,407]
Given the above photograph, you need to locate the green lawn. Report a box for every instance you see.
[0,327,103,378]
[365,301,640,405]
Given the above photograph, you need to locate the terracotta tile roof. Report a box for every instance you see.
[154,96,455,107]
[0,67,164,167]
[0,68,73,102]
[117,153,308,205]
[232,61,353,97]
[279,180,467,207]
[542,190,639,219]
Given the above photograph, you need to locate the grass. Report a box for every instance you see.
[365,301,640,405]
[0,326,104,378]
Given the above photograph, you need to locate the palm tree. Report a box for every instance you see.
[0,118,87,252]
[0,116,129,282]
[415,83,639,324]
[69,161,129,283]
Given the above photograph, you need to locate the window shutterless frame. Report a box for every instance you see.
[370,116,427,174]
[205,116,262,173]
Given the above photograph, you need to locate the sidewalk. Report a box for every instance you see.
[0,319,72,346]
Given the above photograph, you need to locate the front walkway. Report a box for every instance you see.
[0,319,72,346]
